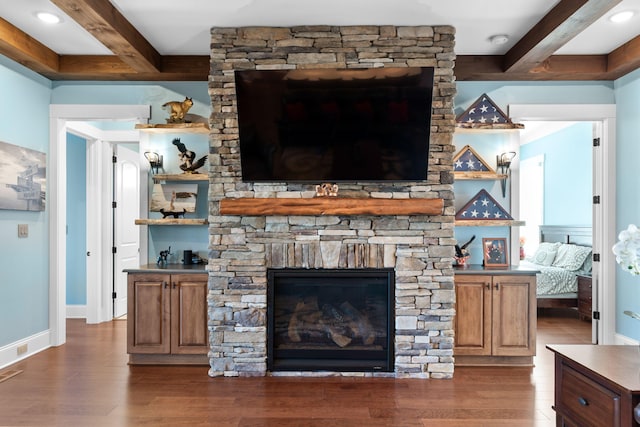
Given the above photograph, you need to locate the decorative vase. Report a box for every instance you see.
[455,256,470,268]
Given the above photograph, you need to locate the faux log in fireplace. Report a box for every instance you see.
[267,268,394,372]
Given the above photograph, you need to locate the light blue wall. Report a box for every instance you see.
[520,123,592,226]
[66,133,87,305]
[146,130,209,263]
[453,132,513,264]
[0,58,52,347]
[51,82,210,123]
[455,81,615,117]
[613,67,640,341]
[452,81,612,266]
[2,51,639,350]
[51,82,211,264]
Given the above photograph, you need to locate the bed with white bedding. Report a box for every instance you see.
[522,226,592,309]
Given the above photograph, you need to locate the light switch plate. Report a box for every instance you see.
[18,224,28,238]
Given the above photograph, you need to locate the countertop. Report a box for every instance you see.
[124,263,207,274]
[547,344,640,391]
[453,264,540,275]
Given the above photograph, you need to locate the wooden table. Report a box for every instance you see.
[547,344,640,426]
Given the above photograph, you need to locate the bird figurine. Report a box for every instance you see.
[172,138,207,173]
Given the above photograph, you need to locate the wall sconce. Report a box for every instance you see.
[144,151,163,174]
[496,151,516,197]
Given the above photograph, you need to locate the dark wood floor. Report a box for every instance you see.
[0,310,591,426]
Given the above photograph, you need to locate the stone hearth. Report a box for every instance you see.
[207,25,456,378]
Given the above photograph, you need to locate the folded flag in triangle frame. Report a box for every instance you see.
[455,189,512,220]
[456,93,510,125]
[453,145,495,173]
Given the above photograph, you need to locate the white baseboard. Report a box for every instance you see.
[66,304,87,319]
[614,333,640,346]
[0,330,51,370]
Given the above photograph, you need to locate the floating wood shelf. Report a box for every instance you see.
[220,197,444,216]
[455,123,524,132]
[135,123,210,134]
[454,171,507,180]
[456,220,525,227]
[152,173,208,182]
[135,218,208,225]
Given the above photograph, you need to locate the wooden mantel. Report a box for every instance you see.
[220,197,444,216]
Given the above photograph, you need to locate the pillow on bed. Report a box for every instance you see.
[579,254,593,274]
[552,243,592,271]
[527,242,560,266]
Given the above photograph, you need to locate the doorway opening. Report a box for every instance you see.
[65,126,141,321]
[50,105,150,346]
[510,104,617,346]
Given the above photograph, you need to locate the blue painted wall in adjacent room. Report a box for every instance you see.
[520,122,592,226]
[66,133,87,305]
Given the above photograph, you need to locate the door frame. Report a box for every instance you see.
[510,103,616,345]
[65,122,142,323]
[49,105,150,346]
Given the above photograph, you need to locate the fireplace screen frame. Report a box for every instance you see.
[267,268,395,372]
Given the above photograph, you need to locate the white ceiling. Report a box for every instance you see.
[2,0,639,57]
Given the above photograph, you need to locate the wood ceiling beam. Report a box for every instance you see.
[50,0,162,73]
[606,34,640,79]
[456,54,613,81]
[503,0,622,73]
[0,17,59,74]
[44,55,209,81]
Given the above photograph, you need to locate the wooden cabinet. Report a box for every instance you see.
[127,271,209,364]
[548,344,640,427]
[577,275,592,321]
[454,268,537,365]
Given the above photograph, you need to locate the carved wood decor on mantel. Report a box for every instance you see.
[220,198,444,216]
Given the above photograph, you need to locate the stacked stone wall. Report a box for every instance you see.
[207,26,457,378]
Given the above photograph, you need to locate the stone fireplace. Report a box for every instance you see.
[207,25,456,378]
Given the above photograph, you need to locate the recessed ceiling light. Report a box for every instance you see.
[36,12,62,24]
[489,35,509,45]
[609,10,635,23]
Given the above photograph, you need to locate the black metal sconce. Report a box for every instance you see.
[144,151,163,174]
[496,151,516,197]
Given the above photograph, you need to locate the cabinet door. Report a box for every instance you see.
[170,274,209,355]
[454,274,492,355]
[127,273,171,354]
[491,275,536,356]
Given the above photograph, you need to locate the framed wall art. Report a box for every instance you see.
[483,237,508,268]
[0,141,46,211]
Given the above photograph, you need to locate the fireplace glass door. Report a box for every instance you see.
[267,268,394,372]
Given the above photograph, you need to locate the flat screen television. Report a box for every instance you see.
[234,67,434,182]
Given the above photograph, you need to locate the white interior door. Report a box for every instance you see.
[519,155,544,256]
[113,145,140,318]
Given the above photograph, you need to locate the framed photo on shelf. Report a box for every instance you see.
[483,237,508,268]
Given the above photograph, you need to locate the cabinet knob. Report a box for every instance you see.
[495,283,500,290]
[485,283,490,290]
[172,282,177,289]
[577,396,589,406]
[163,281,168,288]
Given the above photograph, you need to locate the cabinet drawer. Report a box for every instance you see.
[558,364,621,427]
